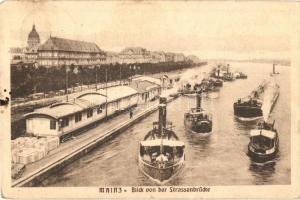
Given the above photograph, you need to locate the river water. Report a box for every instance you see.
[42,62,290,186]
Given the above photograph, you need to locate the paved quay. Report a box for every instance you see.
[12,97,176,187]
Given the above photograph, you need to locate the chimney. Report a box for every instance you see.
[217,69,220,78]
[158,97,167,134]
[273,64,275,74]
[196,90,202,109]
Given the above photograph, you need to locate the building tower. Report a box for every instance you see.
[27,24,40,49]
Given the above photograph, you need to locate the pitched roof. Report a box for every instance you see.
[129,80,160,93]
[120,47,149,55]
[132,76,161,86]
[38,37,104,53]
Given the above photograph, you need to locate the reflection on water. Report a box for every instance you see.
[249,159,277,184]
[42,62,290,186]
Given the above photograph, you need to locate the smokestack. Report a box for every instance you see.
[217,69,220,78]
[158,97,167,134]
[196,90,202,109]
[273,64,275,74]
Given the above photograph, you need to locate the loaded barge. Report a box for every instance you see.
[233,81,279,121]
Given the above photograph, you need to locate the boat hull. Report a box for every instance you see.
[184,119,212,135]
[213,81,223,87]
[247,145,279,161]
[138,155,184,184]
[233,104,262,118]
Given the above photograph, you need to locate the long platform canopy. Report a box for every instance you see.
[24,86,138,120]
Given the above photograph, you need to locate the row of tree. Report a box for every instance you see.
[11,61,205,98]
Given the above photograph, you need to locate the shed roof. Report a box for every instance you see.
[24,102,84,119]
[76,92,107,106]
[98,86,138,102]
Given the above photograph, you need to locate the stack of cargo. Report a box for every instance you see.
[11,136,60,165]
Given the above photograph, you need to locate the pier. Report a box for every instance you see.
[12,96,177,187]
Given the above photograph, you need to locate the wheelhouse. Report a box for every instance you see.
[249,129,277,151]
[139,139,185,166]
[184,109,212,122]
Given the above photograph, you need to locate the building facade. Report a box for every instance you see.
[174,53,185,62]
[37,37,106,67]
[10,47,25,64]
[129,80,161,104]
[149,51,166,63]
[186,55,200,63]
[119,47,151,64]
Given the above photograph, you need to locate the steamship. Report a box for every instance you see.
[138,97,185,184]
[184,90,212,135]
[248,120,279,161]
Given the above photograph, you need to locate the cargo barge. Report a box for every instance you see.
[233,81,279,121]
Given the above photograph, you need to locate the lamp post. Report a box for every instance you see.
[119,64,122,85]
[95,65,100,91]
[65,63,69,102]
[104,66,108,118]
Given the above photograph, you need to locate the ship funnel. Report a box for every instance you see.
[158,97,167,134]
[273,64,275,74]
[196,90,202,109]
[217,69,220,78]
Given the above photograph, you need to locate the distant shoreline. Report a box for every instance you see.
[205,59,291,66]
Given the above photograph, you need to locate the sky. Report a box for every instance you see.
[1,1,296,60]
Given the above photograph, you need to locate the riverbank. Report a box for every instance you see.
[12,96,178,187]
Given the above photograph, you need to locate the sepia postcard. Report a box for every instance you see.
[0,0,300,199]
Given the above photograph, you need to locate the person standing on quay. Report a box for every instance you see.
[130,109,133,119]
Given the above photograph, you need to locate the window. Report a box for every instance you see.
[61,117,69,127]
[75,113,82,122]
[87,109,93,118]
[50,120,56,130]
[97,107,102,114]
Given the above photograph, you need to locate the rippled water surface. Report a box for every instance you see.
[42,62,290,186]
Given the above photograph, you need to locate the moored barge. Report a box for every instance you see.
[233,81,267,121]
